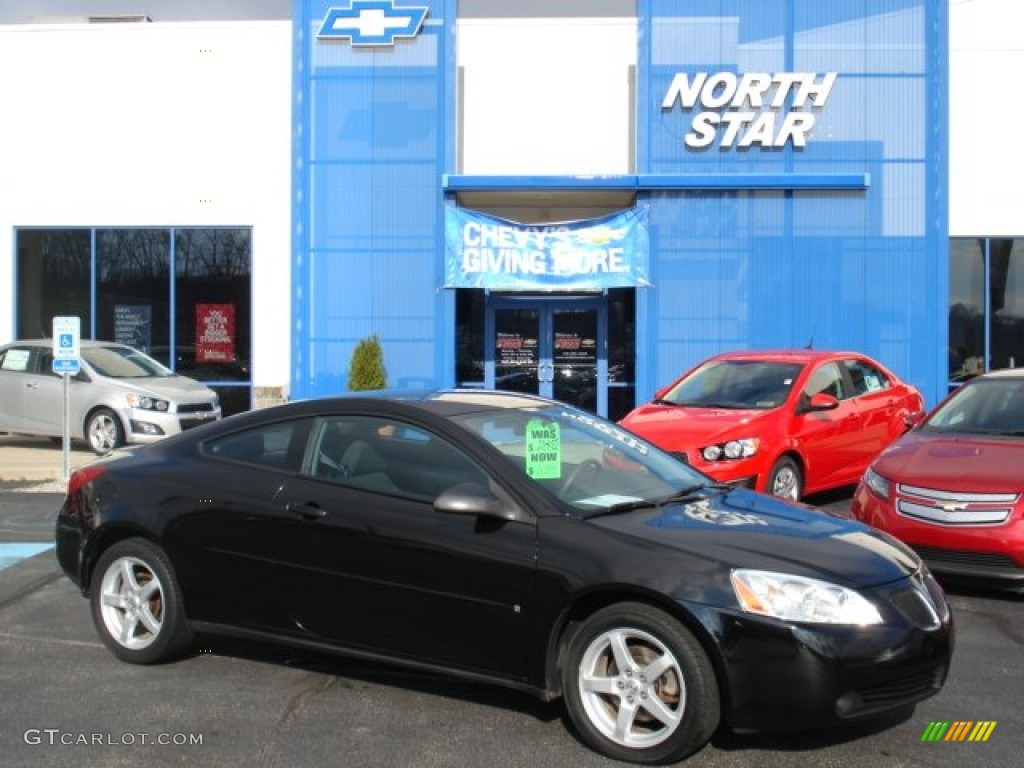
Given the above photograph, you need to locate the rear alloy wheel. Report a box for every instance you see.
[767,456,802,500]
[86,408,124,455]
[91,538,193,664]
[562,603,720,765]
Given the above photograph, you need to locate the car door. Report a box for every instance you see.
[793,361,865,489]
[0,346,33,431]
[842,357,902,464]
[21,348,65,435]
[270,414,538,680]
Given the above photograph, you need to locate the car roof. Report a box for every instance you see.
[250,388,561,421]
[708,349,862,364]
[4,338,128,349]
[974,368,1024,381]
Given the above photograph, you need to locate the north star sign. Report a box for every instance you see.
[661,71,838,149]
[318,1,427,46]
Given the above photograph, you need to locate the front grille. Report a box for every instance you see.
[912,545,1022,571]
[180,417,215,431]
[856,667,945,709]
[889,584,941,630]
[895,483,1019,527]
[178,403,216,414]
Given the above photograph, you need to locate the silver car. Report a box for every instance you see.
[0,339,222,454]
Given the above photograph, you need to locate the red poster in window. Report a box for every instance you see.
[196,304,236,363]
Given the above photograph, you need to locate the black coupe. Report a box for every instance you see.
[56,390,953,764]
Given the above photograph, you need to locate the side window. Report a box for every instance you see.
[309,415,488,500]
[803,362,846,399]
[0,347,32,373]
[204,419,311,472]
[843,359,890,397]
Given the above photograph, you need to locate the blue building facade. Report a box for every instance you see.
[291,0,947,418]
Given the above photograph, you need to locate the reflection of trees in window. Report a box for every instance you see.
[176,228,250,279]
[16,229,91,338]
[96,230,171,355]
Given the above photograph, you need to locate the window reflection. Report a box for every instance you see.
[949,237,1024,386]
[16,229,91,338]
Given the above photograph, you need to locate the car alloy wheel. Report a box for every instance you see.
[86,408,124,455]
[563,603,719,764]
[91,539,192,664]
[768,457,802,500]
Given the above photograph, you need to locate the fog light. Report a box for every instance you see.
[130,420,165,436]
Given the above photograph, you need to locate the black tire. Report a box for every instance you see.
[90,538,193,664]
[562,602,720,765]
[86,407,124,455]
[767,456,802,500]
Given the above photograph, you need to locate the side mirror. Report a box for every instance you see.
[801,392,840,413]
[434,482,517,521]
[903,410,927,430]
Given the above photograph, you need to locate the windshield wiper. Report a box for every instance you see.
[586,483,732,519]
[651,398,678,406]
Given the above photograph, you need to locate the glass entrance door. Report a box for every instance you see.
[489,298,606,415]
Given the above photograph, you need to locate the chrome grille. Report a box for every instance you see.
[895,483,1019,527]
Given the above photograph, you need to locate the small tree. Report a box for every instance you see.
[348,334,388,391]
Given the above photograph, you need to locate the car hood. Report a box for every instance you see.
[588,489,918,589]
[872,430,1024,494]
[620,403,775,448]
[103,375,215,400]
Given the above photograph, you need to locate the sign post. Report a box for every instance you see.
[52,317,81,481]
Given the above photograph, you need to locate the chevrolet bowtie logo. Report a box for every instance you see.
[318,1,428,47]
[935,501,969,513]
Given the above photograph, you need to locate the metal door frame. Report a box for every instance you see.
[485,295,608,416]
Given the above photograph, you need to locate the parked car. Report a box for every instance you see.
[0,339,221,454]
[619,349,925,500]
[56,389,952,765]
[852,368,1024,592]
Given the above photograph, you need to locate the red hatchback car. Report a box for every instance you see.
[852,368,1024,591]
[619,349,924,500]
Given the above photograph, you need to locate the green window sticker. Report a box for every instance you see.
[525,418,561,479]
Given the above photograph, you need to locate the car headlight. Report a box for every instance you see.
[863,466,890,500]
[126,394,170,412]
[701,437,759,462]
[730,569,883,625]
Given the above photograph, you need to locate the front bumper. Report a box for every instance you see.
[120,404,221,445]
[685,572,954,733]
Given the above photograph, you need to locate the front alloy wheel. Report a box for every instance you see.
[563,603,719,764]
[86,408,123,454]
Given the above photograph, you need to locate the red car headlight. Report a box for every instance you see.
[702,438,759,462]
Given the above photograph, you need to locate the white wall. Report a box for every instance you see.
[949,0,1024,237]
[0,20,292,393]
[458,17,636,175]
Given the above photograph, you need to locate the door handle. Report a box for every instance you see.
[285,501,327,520]
[26,382,40,389]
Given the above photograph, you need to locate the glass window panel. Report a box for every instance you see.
[949,238,985,383]
[991,239,1024,372]
[175,228,252,415]
[96,229,171,362]
[16,229,92,339]
[455,288,484,384]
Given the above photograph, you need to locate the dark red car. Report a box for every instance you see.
[619,349,924,500]
[852,368,1024,591]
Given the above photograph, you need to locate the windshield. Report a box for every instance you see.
[659,360,803,409]
[452,404,715,512]
[82,345,172,379]
[925,378,1024,435]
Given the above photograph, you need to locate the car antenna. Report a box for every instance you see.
[804,330,815,350]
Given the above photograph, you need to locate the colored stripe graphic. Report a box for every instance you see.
[921,721,996,742]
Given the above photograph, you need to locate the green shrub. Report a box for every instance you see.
[348,334,388,391]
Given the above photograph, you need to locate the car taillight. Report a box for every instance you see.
[66,465,105,519]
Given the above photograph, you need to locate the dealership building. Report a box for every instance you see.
[1,0,1021,420]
